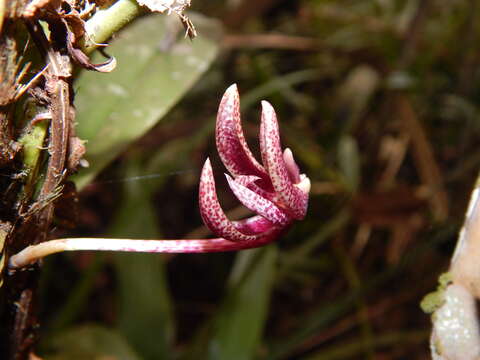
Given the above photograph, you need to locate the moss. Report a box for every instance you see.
[420,272,453,314]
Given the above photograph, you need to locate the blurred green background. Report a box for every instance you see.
[38,1,480,359]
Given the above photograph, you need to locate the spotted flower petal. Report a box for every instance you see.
[199,158,273,241]
[215,84,272,189]
[200,86,310,242]
[232,175,277,202]
[234,215,278,234]
[225,174,290,226]
[259,101,309,219]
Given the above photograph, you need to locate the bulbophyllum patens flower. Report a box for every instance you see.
[199,84,310,243]
[9,84,310,269]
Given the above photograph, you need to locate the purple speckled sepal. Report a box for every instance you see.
[198,85,310,243]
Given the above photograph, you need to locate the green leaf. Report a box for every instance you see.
[337,135,360,192]
[108,156,174,359]
[114,252,173,360]
[44,324,142,360]
[335,65,379,133]
[207,247,278,360]
[73,13,220,189]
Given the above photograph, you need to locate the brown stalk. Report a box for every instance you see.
[397,0,433,69]
[223,34,319,51]
[394,94,449,221]
[2,16,75,359]
[25,20,72,242]
[223,0,280,29]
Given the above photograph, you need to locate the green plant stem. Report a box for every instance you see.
[18,116,49,194]
[82,0,145,54]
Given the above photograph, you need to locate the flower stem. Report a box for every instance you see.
[9,236,277,269]
[82,0,145,54]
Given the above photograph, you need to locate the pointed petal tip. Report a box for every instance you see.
[260,100,278,130]
[296,175,311,195]
[219,85,239,111]
[283,148,301,184]
[261,100,274,112]
[202,157,212,169]
[224,83,239,98]
[199,158,214,194]
[216,85,269,180]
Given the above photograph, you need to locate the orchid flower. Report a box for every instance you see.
[9,84,310,269]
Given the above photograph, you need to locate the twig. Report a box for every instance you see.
[394,94,449,221]
[223,34,319,51]
[26,20,72,239]
[398,0,433,69]
[223,0,278,29]
[456,0,479,96]
[81,0,144,54]
[294,293,414,356]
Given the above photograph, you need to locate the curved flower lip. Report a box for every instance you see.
[200,158,259,241]
[199,84,310,243]
[225,173,290,226]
